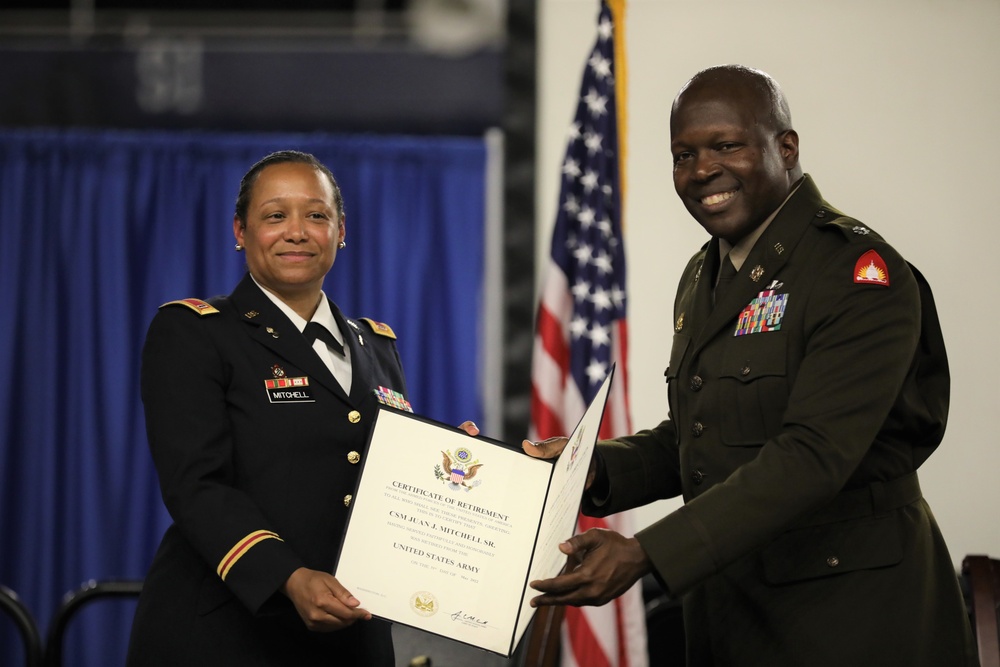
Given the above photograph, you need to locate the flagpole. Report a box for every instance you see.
[607,0,627,228]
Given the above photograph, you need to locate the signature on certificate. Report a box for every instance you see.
[450,610,490,627]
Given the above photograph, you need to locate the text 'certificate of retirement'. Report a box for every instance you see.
[334,368,615,657]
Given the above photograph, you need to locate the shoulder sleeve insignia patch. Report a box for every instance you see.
[853,250,890,287]
[359,317,397,339]
[159,298,220,315]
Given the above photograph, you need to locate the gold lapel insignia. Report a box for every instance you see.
[245,310,259,319]
[266,327,279,339]
[773,242,785,255]
[750,265,765,282]
[675,313,685,332]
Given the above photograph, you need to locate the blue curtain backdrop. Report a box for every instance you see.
[0,128,486,666]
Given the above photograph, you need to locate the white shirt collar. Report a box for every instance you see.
[249,274,344,347]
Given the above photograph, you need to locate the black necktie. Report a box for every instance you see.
[714,254,738,304]
[303,322,345,357]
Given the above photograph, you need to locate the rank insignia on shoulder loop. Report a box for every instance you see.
[853,249,890,286]
[160,298,219,315]
[735,291,788,336]
[264,377,314,403]
[374,386,413,412]
[360,318,397,339]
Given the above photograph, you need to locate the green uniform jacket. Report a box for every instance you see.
[585,176,977,666]
[127,274,405,666]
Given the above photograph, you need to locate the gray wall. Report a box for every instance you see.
[538,0,1000,566]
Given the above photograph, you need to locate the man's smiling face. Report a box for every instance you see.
[670,81,798,244]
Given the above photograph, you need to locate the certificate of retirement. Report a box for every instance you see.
[334,368,615,657]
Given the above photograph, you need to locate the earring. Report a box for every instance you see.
[338,241,346,249]
[235,244,244,251]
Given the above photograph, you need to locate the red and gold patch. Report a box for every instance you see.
[853,250,890,287]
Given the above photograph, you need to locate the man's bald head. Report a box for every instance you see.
[672,65,794,136]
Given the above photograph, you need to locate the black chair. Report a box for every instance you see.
[642,573,685,665]
[0,584,43,667]
[963,555,1000,667]
[43,579,143,667]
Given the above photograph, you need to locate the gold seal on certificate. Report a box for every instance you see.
[335,368,616,657]
[409,591,438,617]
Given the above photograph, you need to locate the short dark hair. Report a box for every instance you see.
[234,150,344,228]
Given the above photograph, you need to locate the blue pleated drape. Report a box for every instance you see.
[0,128,486,667]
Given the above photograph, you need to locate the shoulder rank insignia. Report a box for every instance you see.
[160,298,219,315]
[359,317,397,339]
[853,249,890,287]
[822,215,885,244]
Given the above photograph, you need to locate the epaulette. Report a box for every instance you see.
[359,317,397,339]
[813,207,885,243]
[159,298,220,316]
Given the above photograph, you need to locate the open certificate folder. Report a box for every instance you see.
[334,368,615,657]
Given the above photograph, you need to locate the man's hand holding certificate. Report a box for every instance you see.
[334,370,615,656]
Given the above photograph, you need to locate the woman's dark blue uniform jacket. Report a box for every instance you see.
[127,273,406,666]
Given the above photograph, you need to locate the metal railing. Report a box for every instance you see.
[42,579,143,667]
[0,584,44,667]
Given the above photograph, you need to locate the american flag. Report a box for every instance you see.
[530,2,647,666]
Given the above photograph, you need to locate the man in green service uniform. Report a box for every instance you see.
[525,65,977,666]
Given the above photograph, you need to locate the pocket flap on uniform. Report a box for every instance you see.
[720,331,787,383]
[761,514,903,585]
